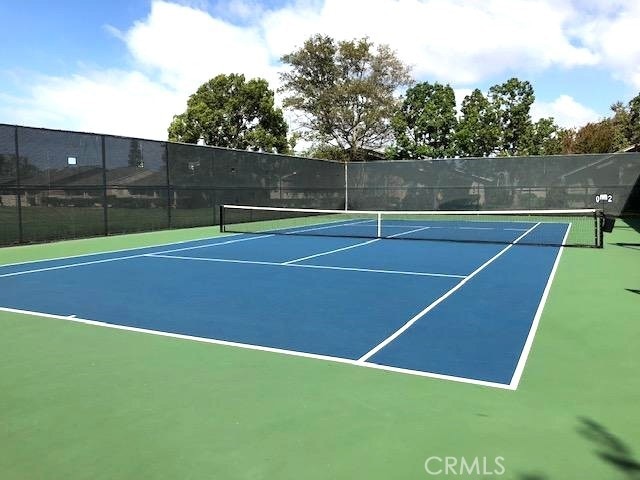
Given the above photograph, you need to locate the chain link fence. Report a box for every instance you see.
[0,124,344,245]
[1,123,638,246]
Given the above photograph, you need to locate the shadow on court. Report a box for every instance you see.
[516,418,640,480]
[615,218,640,239]
[577,417,640,479]
[613,243,640,250]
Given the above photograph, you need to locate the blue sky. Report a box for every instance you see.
[1,0,639,143]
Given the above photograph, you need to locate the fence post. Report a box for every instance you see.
[101,135,108,236]
[14,125,24,243]
[165,143,172,228]
[344,161,348,210]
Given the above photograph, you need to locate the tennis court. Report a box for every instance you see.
[0,206,603,389]
[2,214,638,480]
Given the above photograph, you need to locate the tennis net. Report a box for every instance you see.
[220,205,604,247]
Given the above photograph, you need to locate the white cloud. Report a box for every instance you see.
[226,0,264,20]
[531,94,601,128]
[1,70,183,140]
[103,24,126,42]
[454,88,473,115]
[262,0,598,83]
[2,0,639,140]
[125,1,277,92]
[568,0,640,88]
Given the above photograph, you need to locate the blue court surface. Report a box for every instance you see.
[0,218,569,389]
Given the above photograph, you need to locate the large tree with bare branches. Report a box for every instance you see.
[279,35,412,161]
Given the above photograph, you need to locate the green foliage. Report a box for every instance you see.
[390,82,458,159]
[488,78,535,155]
[279,35,412,161]
[306,144,386,161]
[557,127,577,154]
[456,89,500,157]
[566,95,639,154]
[610,101,632,151]
[567,95,640,153]
[572,120,618,153]
[304,144,350,161]
[630,92,640,148]
[128,139,143,168]
[168,74,289,153]
[522,117,564,155]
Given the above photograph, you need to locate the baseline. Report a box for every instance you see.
[0,305,512,390]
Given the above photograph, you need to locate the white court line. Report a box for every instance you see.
[0,234,273,279]
[282,238,380,264]
[288,263,463,279]
[508,223,572,389]
[147,253,465,279]
[0,305,512,390]
[245,218,374,236]
[152,234,274,255]
[0,232,243,269]
[386,225,432,238]
[283,219,375,234]
[303,224,534,232]
[149,255,279,267]
[0,216,373,270]
[224,204,597,216]
[357,222,542,363]
[282,222,434,264]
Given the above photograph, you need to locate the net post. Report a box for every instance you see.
[377,212,382,238]
[596,210,603,248]
[219,205,225,233]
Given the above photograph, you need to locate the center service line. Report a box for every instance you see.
[357,222,541,363]
[282,223,433,265]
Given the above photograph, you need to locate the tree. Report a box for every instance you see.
[168,74,289,153]
[279,35,412,161]
[390,82,457,159]
[304,144,350,161]
[525,118,568,155]
[128,139,143,168]
[630,92,640,148]
[610,101,632,151]
[456,89,500,157]
[561,94,640,154]
[573,120,617,153]
[488,78,535,155]
[557,127,577,154]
